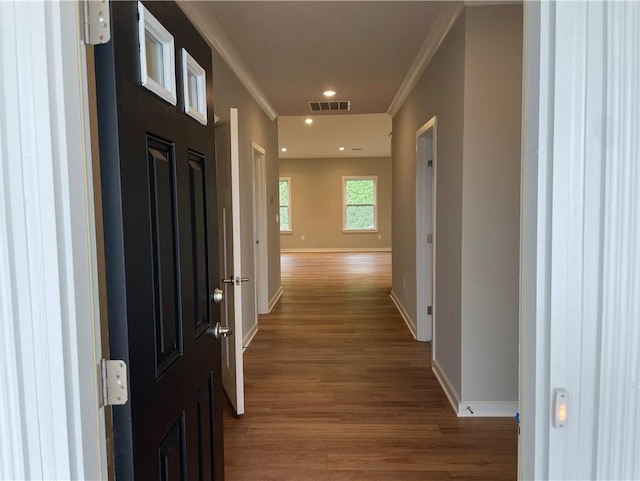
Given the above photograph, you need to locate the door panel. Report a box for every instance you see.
[196,374,215,480]
[95,2,224,479]
[188,150,210,338]
[148,137,183,374]
[158,417,186,481]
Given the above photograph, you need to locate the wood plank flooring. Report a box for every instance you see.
[223,252,517,480]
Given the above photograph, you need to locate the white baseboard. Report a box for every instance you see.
[456,401,518,418]
[280,247,392,253]
[268,286,283,312]
[432,359,461,415]
[432,360,518,417]
[389,290,416,339]
[243,321,258,350]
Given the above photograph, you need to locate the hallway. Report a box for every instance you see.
[223,252,517,480]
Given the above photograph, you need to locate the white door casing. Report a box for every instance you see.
[252,141,269,315]
[520,1,640,479]
[0,1,106,478]
[415,117,437,343]
[220,108,245,416]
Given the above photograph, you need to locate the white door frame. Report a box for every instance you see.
[415,117,437,343]
[0,1,106,478]
[251,141,269,315]
[520,1,640,479]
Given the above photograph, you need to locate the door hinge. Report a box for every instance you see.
[427,234,433,244]
[427,306,433,315]
[83,0,111,45]
[100,359,128,407]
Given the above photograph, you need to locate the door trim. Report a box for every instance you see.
[251,141,269,315]
[0,1,107,478]
[415,116,437,344]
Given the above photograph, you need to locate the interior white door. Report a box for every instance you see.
[415,117,437,343]
[220,108,245,415]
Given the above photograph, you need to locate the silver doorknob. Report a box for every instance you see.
[210,288,224,304]
[209,322,232,340]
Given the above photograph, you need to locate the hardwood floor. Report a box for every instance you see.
[223,252,517,480]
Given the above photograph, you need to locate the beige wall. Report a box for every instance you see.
[391,4,522,410]
[280,157,392,251]
[392,13,466,396]
[211,49,281,338]
[461,5,522,403]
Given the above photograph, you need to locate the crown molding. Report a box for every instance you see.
[178,1,279,121]
[387,3,464,117]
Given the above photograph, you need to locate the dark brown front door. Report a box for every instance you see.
[95,2,224,479]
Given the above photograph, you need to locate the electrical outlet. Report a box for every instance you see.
[378,234,382,240]
[301,235,305,241]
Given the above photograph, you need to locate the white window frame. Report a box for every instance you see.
[342,176,378,233]
[137,2,177,105]
[279,177,292,233]
[181,49,207,125]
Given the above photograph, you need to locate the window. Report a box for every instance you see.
[342,176,378,232]
[181,49,207,125]
[138,2,177,105]
[279,178,292,232]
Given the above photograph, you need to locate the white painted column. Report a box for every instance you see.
[521,1,640,479]
[596,2,640,478]
[0,1,107,479]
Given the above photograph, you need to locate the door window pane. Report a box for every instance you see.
[188,71,198,109]
[145,32,164,86]
[138,2,176,105]
[181,49,208,125]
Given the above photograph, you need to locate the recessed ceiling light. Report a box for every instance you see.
[305,118,313,125]
[281,147,287,152]
[339,146,345,151]
[323,90,336,97]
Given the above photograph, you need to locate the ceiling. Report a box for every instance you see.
[180,1,463,158]
[278,114,391,159]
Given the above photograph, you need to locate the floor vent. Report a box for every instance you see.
[309,100,351,112]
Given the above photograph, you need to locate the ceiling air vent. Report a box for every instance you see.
[309,100,351,112]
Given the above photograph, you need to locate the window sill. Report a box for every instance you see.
[342,229,379,234]
[280,230,293,235]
